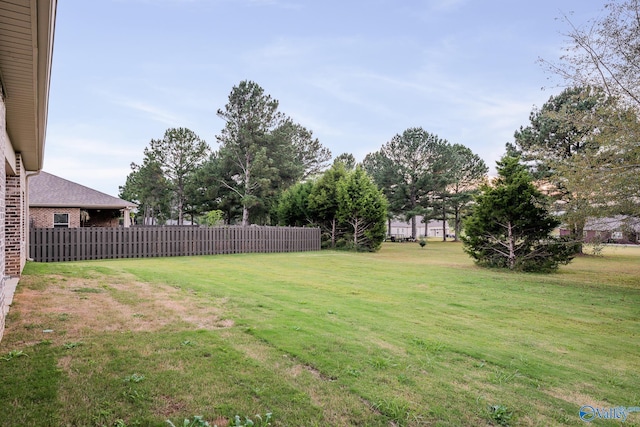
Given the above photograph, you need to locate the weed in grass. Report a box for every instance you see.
[122,387,146,403]
[369,356,389,369]
[228,413,273,427]
[92,406,114,425]
[417,354,440,371]
[63,341,83,349]
[123,373,145,383]
[57,313,70,321]
[181,339,195,347]
[344,367,361,377]
[397,373,414,385]
[166,415,211,426]
[487,404,514,426]
[410,337,446,353]
[132,313,145,318]
[1,349,28,361]
[489,368,520,385]
[250,385,267,397]
[369,355,397,370]
[373,399,411,426]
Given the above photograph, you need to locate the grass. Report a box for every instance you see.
[0,241,639,426]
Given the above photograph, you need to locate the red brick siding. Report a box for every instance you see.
[30,207,81,228]
[5,155,26,276]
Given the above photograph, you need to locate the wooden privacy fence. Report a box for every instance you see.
[29,226,321,262]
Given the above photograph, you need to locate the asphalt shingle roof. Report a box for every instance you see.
[29,172,136,209]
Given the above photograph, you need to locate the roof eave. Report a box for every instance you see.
[1,0,57,172]
[33,0,57,171]
[31,203,137,209]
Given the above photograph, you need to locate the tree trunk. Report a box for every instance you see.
[242,156,252,226]
[454,206,461,242]
[331,217,336,248]
[353,218,359,247]
[411,216,417,240]
[410,191,417,239]
[507,221,516,269]
[442,203,447,242]
[570,219,585,254]
[242,207,250,226]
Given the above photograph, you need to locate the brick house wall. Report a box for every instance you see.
[30,207,122,228]
[1,89,8,340]
[30,207,81,228]
[5,154,26,276]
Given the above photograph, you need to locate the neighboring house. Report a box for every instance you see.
[560,216,640,244]
[0,0,57,340]
[388,215,451,240]
[29,172,136,228]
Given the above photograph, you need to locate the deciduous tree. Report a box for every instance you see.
[539,1,640,222]
[542,0,640,108]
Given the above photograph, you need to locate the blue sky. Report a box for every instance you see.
[45,0,605,196]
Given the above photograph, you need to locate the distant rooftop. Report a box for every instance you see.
[29,171,136,209]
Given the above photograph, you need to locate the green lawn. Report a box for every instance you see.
[1,241,639,426]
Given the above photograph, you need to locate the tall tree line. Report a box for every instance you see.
[120,80,331,226]
[361,127,488,241]
[119,84,486,248]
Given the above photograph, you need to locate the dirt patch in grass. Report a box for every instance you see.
[544,386,610,408]
[8,274,233,342]
[155,394,189,418]
[56,354,75,377]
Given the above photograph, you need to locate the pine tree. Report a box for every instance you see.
[462,155,575,272]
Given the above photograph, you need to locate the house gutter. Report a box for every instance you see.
[25,170,42,261]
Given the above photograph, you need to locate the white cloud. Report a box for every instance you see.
[113,98,185,127]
